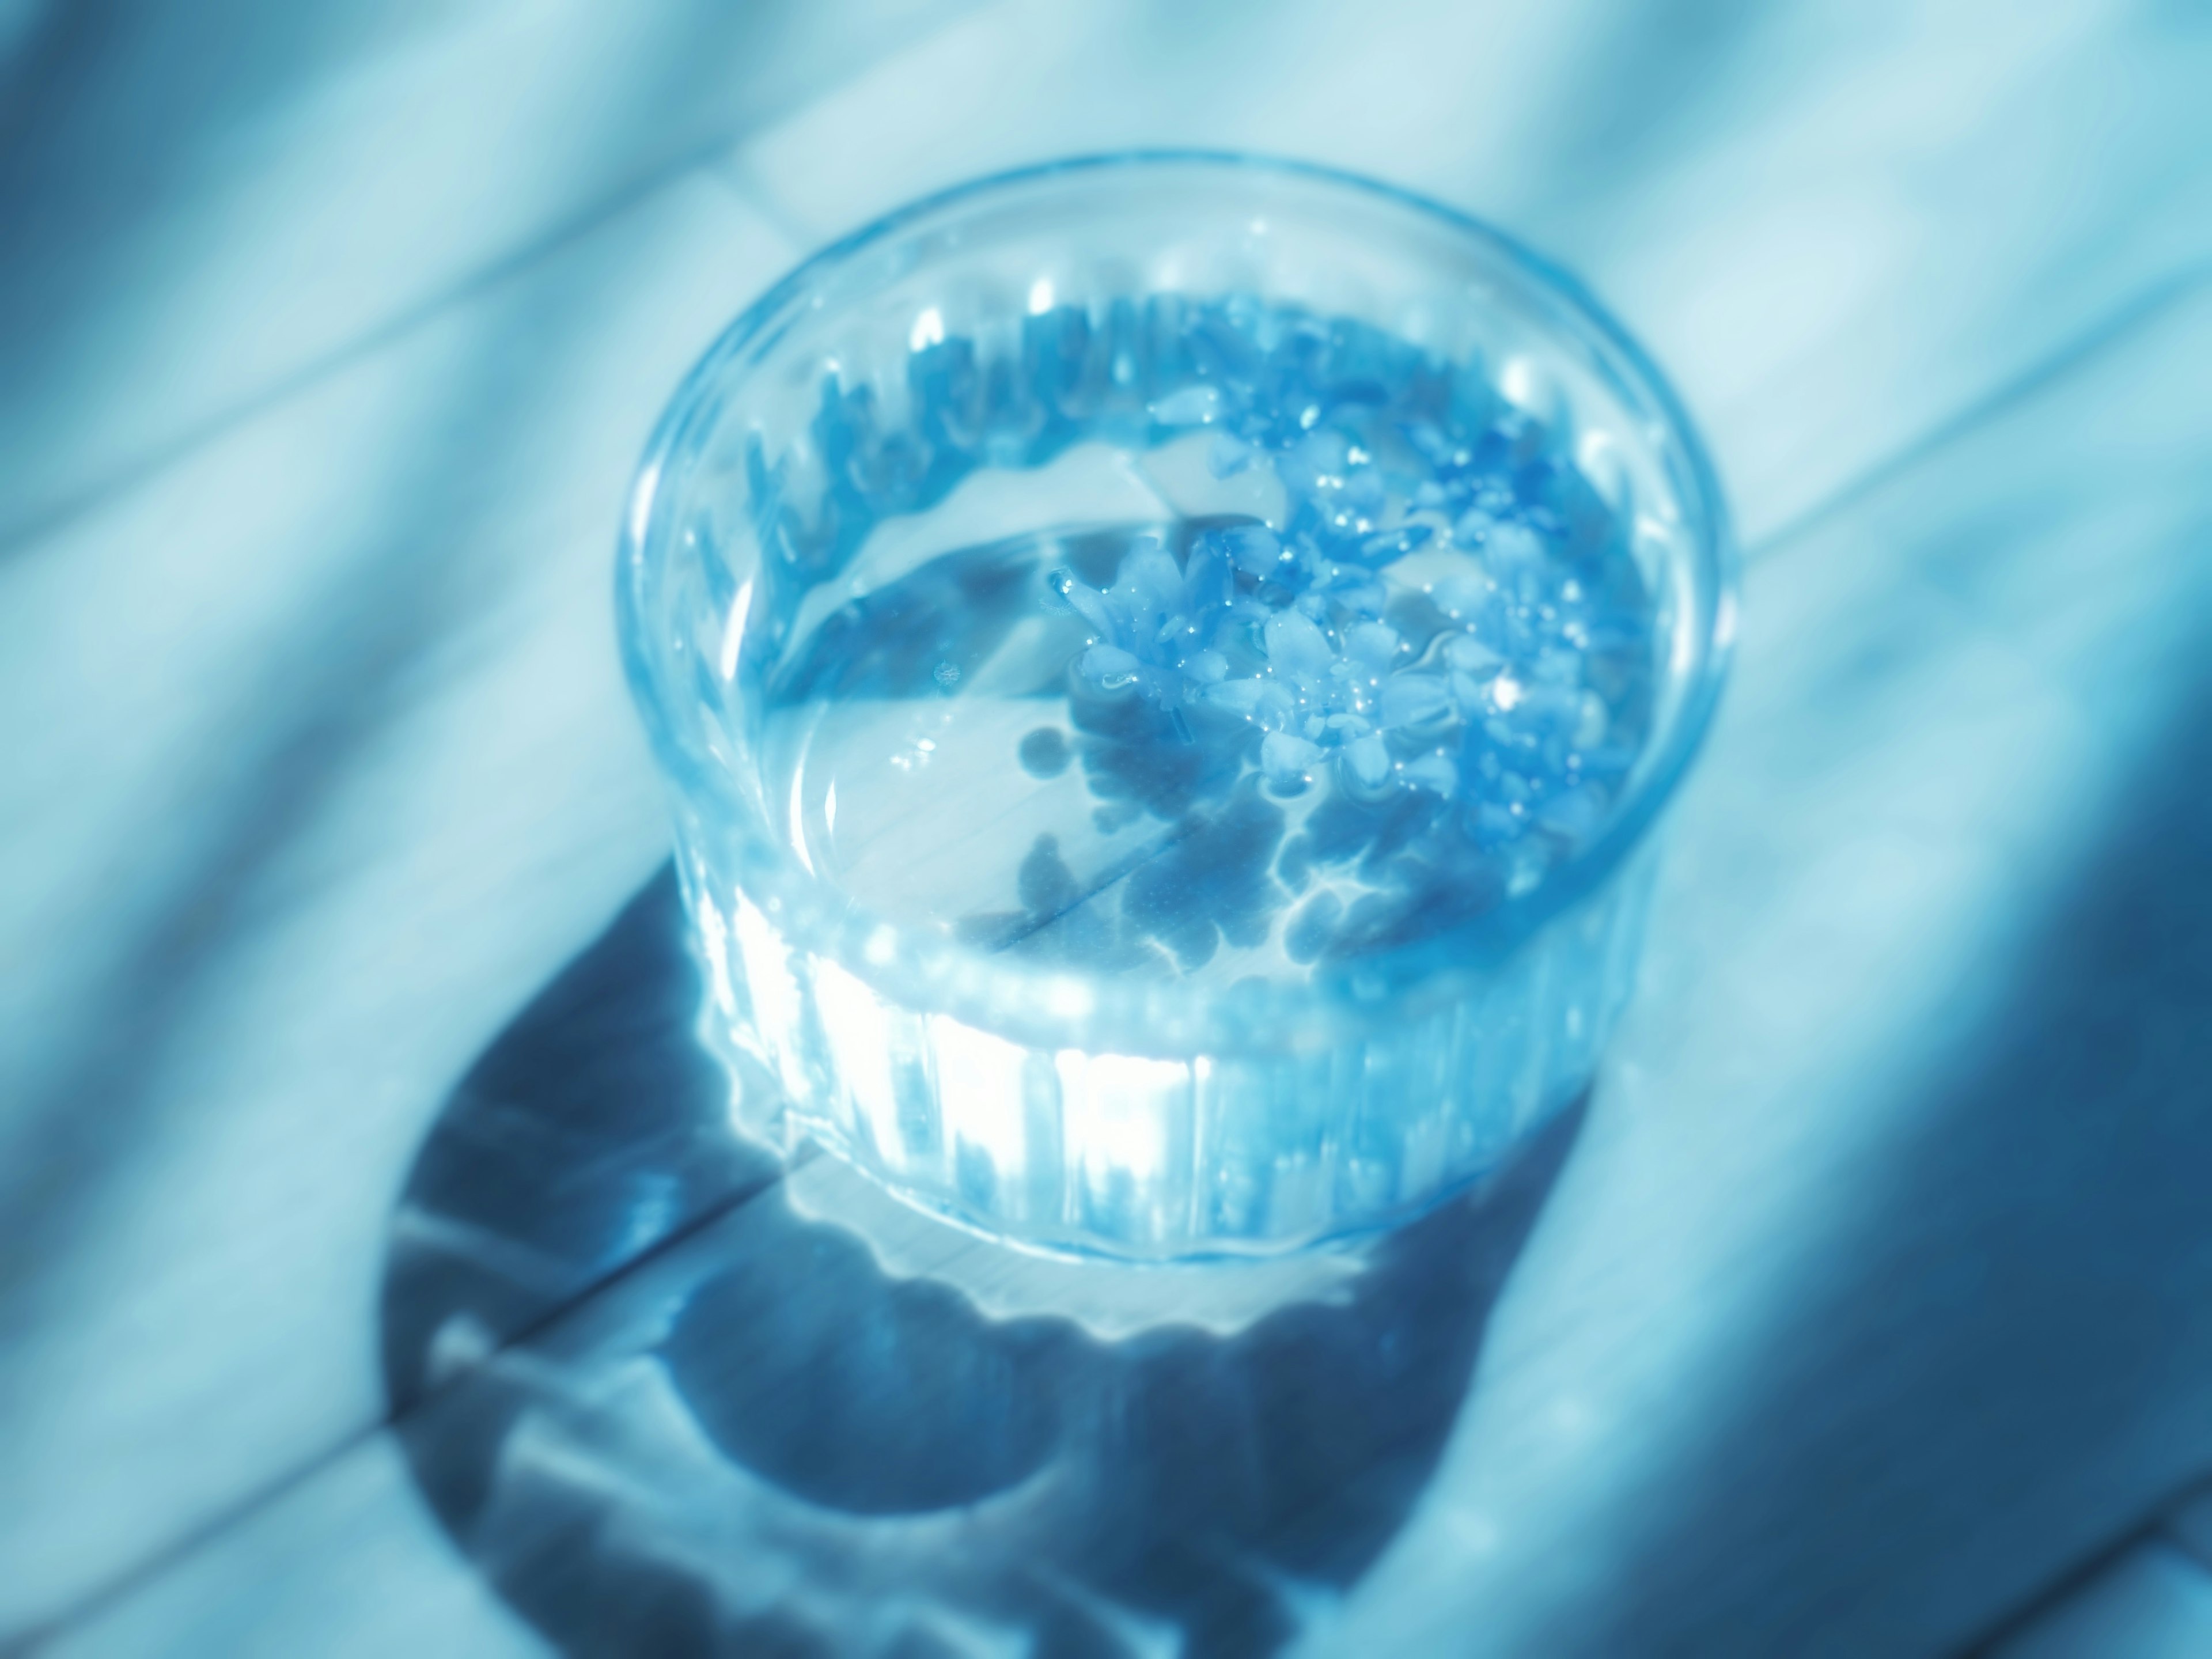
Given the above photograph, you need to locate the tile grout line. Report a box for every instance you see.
[0,0,1006,564]
[0,135,764,566]
[14,1146,817,1653]
[2169,1480,2212,1573]
[1741,262,2212,569]
[1951,1468,2212,1654]
[705,147,823,254]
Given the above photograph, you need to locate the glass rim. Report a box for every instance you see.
[619,149,1738,1056]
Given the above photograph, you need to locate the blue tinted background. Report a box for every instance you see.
[4,3,2212,1654]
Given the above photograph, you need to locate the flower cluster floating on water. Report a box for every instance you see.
[1048,301,1654,932]
[767,286,1660,966]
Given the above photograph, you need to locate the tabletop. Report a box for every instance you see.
[4,2,2212,1654]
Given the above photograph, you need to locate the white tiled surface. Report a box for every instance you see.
[6,0,2212,1650]
[0,173,798,1635]
[39,255,2212,1659]
[0,0,966,550]
[43,1438,546,1659]
[723,0,2212,542]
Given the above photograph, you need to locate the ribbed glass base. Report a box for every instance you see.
[681,838,1653,1258]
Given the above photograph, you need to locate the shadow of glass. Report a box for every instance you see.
[381,865,1585,1656]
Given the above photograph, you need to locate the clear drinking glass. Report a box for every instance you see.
[619,153,1734,1259]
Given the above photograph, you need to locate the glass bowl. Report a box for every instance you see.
[619,152,1734,1259]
